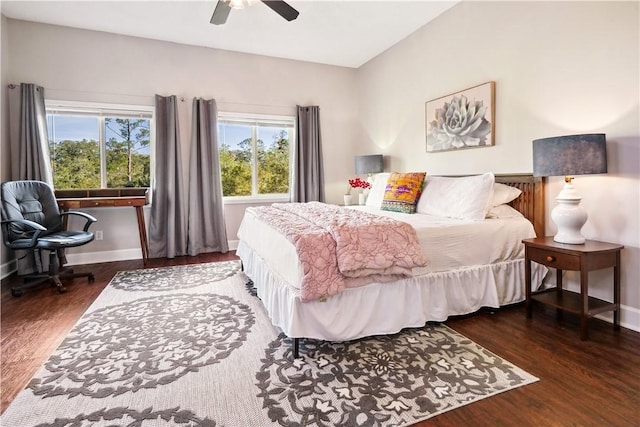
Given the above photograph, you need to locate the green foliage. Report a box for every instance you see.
[105,118,150,187]
[220,143,252,196]
[50,117,287,194]
[50,118,150,189]
[50,139,100,189]
[220,129,290,197]
[258,130,289,194]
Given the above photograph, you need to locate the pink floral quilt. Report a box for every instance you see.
[247,202,427,302]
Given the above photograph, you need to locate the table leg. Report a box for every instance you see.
[556,268,564,322]
[525,252,532,318]
[135,206,149,264]
[580,267,589,340]
[614,251,621,331]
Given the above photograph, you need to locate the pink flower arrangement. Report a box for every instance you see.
[347,177,371,194]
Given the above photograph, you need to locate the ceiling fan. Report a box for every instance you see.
[210,0,299,25]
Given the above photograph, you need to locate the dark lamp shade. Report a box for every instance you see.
[355,154,384,175]
[532,134,607,177]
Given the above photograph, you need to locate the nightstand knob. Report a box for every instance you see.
[546,255,556,262]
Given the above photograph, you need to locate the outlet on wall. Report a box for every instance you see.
[95,230,103,241]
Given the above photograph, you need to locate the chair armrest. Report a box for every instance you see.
[60,211,98,232]
[0,218,46,249]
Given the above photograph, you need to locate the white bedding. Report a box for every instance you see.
[237,204,536,285]
[236,203,548,341]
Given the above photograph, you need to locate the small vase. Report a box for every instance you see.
[343,194,353,206]
[359,193,366,205]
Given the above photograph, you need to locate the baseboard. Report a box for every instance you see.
[3,240,239,275]
[1,259,17,279]
[595,304,640,334]
[65,248,143,266]
[1,250,140,278]
[68,241,240,264]
[69,240,239,264]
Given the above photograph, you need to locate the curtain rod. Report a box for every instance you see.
[7,84,295,109]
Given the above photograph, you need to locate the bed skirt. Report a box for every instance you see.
[237,241,548,342]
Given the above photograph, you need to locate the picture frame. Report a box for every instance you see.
[425,81,495,153]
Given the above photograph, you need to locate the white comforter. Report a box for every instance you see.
[237,203,547,341]
[237,204,536,289]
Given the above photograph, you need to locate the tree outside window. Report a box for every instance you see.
[218,115,293,198]
[105,118,150,188]
[47,107,152,189]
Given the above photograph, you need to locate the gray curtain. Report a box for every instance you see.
[149,95,188,258]
[8,83,53,183]
[293,105,324,202]
[6,83,54,274]
[187,98,228,255]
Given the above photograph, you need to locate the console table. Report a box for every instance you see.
[55,188,150,264]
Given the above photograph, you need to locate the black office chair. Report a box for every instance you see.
[1,180,97,297]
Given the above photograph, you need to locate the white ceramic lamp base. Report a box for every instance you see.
[551,181,588,244]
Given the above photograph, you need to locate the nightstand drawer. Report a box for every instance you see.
[527,246,580,270]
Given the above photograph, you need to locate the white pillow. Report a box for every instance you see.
[486,204,524,218]
[416,172,495,220]
[491,182,522,207]
[365,173,390,208]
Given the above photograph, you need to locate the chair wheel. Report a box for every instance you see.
[88,274,95,283]
[11,289,23,297]
[57,286,67,294]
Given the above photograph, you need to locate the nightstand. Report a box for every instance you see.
[523,237,624,340]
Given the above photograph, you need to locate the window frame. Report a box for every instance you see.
[218,111,295,204]
[45,100,155,190]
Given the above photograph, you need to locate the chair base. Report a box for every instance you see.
[10,253,95,297]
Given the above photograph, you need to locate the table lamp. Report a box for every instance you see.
[354,154,384,180]
[532,133,607,244]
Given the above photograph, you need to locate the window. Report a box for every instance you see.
[46,101,153,189]
[218,113,294,200]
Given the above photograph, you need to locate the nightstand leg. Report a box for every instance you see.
[525,255,532,318]
[556,269,564,322]
[614,251,621,331]
[580,268,589,340]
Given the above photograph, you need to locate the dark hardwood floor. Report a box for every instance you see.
[1,254,639,426]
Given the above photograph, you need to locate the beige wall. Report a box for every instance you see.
[2,19,359,262]
[357,1,640,325]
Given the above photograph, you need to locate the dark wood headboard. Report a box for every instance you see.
[495,174,545,238]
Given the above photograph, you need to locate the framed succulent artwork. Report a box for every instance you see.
[425,81,495,153]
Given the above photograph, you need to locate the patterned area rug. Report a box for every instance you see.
[2,261,538,426]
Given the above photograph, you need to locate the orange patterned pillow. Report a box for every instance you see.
[381,172,426,214]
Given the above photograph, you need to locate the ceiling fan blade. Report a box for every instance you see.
[211,0,232,25]
[261,0,299,22]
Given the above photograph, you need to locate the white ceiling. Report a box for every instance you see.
[1,0,458,68]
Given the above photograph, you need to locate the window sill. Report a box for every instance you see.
[223,195,290,205]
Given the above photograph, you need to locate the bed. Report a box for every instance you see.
[237,173,547,357]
